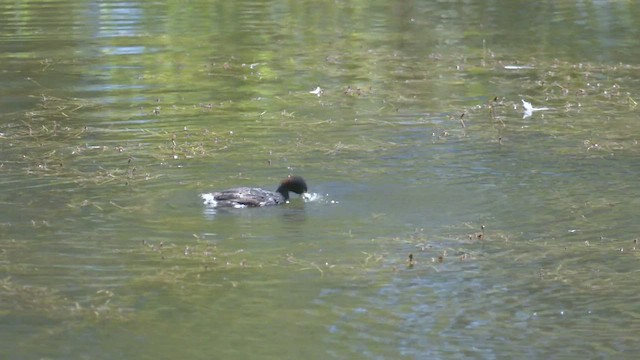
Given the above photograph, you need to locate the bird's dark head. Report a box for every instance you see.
[276,176,308,199]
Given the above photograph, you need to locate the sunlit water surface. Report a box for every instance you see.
[2,1,640,359]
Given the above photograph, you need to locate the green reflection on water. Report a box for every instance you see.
[2,0,640,358]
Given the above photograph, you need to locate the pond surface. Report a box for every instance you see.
[2,1,640,359]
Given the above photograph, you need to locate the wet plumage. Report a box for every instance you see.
[201,176,308,208]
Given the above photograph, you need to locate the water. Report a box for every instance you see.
[2,1,640,359]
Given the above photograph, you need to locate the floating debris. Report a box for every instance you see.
[504,65,534,70]
[522,99,551,119]
[407,253,415,268]
[309,86,324,97]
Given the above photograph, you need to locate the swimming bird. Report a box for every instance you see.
[201,176,308,208]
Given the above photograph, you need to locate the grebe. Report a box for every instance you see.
[201,176,308,208]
